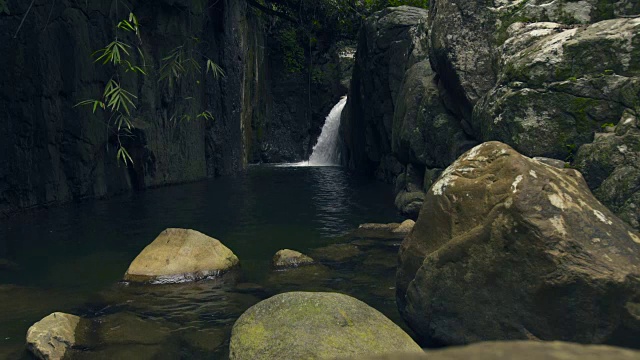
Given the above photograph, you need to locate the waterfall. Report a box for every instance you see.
[308,96,348,166]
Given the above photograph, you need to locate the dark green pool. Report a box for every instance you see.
[0,165,405,359]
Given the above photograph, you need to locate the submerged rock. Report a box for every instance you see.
[123,228,239,284]
[26,312,84,360]
[311,244,362,262]
[358,223,401,231]
[272,249,314,269]
[397,142,640,347]
[229,292,423,360]
[350,340,640,360]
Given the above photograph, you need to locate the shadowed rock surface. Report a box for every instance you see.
[347,341,640,360]
[397,142,640,347]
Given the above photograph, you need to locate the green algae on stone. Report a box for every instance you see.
[229,292,422,360]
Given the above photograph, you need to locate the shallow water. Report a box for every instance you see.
[0,165,406,359]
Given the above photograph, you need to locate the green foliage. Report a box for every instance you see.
[278,28,305,73]
[160,41,225,88]
[76,12,144,166]
[565,143,577,162]
[77,9,222,166]
[0,0,9,15]
[386,0,429,8]
[601,122,615,129]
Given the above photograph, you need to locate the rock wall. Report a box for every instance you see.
[0,0,269,216]
[339,6,432,178]
[339,3,640,226]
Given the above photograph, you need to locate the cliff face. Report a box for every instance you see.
[0,0,266,216]
[339,3,640,225]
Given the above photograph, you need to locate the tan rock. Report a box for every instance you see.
[26,312,81,360]
[392,220,415,234]
[124,228,239,284]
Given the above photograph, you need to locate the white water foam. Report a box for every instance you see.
[279,96,347,167]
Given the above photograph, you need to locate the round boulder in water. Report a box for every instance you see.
[272,249,314,269]
[229,292,423,360]
[123,228,239,284]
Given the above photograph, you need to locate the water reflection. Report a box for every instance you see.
[310,167,350,236]
[0,166,401,359]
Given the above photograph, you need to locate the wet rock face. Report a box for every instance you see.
[0,0,262,216]
[229,292,423,360]
[397,142,640,347]
[124,228,239,284]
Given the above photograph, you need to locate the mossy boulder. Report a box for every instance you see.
[575,110,640,229]
[123,228,239,284]
[272,249,314,269]
[229,292,423,359]
[474,18,640,159]
[397,142,640,347]
[311,243,363,262]
[26,312,85,360]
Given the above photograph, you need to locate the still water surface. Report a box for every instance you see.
[0,165,405,359]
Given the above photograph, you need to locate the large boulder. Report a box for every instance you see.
[397,142,640,347]
[229,292,423,359]
[340,6,429,175]
[123,228,239,284]
[26,312,83,360]
[474,18,640,159]
[575,110,640,229]
[349,341,640,360]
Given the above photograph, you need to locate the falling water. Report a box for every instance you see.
[308,96,348,166]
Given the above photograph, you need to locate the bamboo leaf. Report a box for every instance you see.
[206,59,225,78]
[117,146,134,166]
